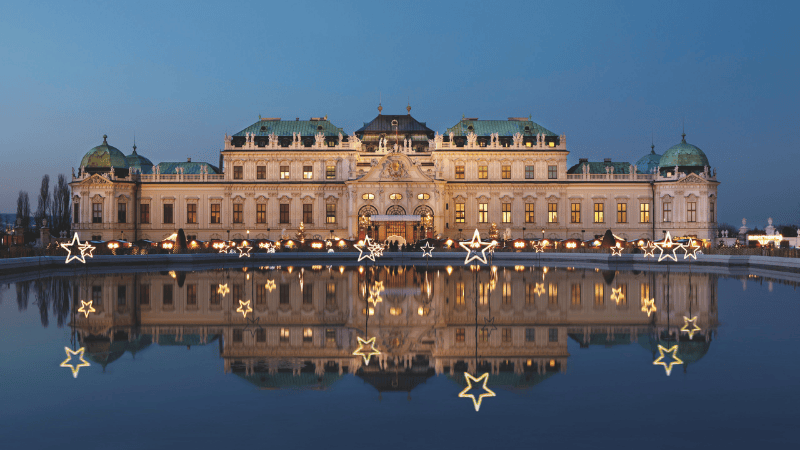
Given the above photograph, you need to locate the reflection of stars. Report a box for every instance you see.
[459,229,496,265]
[236,299,253,318]
[77,300,96,318]
[610,287,625,305]
[653,344,683,376]
[264,280,276,292]
[217,284,230,297]
[683,238,701,260]
[243,316,263,337]
[534,283,546,296]
[353,336,380,365]
[60,347,90,378]
[681,316,701,339]
[367,285,383,305]
[655,231,685,262]
[237,244,252,258]
[611,243,623,256]
[459,372,496,412]
[641,298,657,317]
[355,236,379,262]
[60,233,95,264]
[481,317,497,336]
[642,241,657,258]
[421,242,434,257]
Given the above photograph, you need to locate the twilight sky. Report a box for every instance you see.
[0,0,798,228]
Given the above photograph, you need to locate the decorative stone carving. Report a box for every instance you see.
[512,132,523,147]
[466,132,477,148]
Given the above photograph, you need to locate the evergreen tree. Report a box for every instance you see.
[35,175,50,229]
[16,191,30,231]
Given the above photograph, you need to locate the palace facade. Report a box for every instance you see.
[70,107,719,243]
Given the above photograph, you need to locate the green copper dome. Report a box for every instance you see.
[126,145,154,174]
[636,145,662,174]
[80,135,130,169]
[659,134,709,169]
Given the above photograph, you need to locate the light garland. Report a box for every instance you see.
[77,300,96,318]
[421,242,434,257]
[459,229,496,265]
[352,336,380,365]
[60,232,95,264]
[236,299,253,318]
[60,347,90,378]
[681,316,701,339]
[458,372,496,412]
[654,231,685,262]
[653,344,683,376]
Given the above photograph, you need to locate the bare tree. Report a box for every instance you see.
[16,191,30,231]
[35,174,50,229]
[51,174,71,235]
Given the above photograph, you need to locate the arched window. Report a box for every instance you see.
[358,205,378,217]
[414,205,434,217]
[386,205,406,215]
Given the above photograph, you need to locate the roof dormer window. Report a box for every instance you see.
[260,126,267,131]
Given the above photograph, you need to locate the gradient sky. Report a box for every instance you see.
[1,0,798,228]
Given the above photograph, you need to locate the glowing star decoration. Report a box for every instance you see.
[237,243,252,258]
[534,283,546,296]
[610,287,625,305]
[216,242,230,254]
[421,242,434,258]
[355,236,380,262]
[654,231,685,262]
[458,372,496,412]
[683,238,701,260]
[77,300,96,318]
[367,286,384,305]
[459,229,496,265]
[236,299,253,318]
[681,316,702,339]
[60,347,90,378]
[60,233,95,264]
[653,344,683,376]
[641,298,657,317]
[369,241,385,258]
[217,284,230,297]
[610,243,624,256]
[532,242,544,253]
[642,241,657,258]
[352,336,381,365]
[264,280,276,292]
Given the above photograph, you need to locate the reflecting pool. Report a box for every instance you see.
[1,263,798,448]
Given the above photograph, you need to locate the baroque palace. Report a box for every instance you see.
[70,106,719,243]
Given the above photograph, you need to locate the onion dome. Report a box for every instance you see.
[79,135,130,176]
[658,133,709,175]
[126,144,154,174]
[636,144,662,174]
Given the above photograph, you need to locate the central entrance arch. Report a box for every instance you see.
[384,205,407,239]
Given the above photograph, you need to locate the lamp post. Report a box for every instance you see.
[522,227,526,240]
[542,229,545,240]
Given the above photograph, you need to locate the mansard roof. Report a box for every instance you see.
[234,117,345,137]
[354,114,434,135]
[446,118,557,137]
[155,161,220,174]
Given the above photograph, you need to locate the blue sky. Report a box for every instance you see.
[1,0,798,227]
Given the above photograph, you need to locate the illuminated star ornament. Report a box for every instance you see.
[421,242,434,258]
[641,298,657,317]
[237,243,252,258]
[533,242,544,253]
[217,242,230,254]
[77,300,96,318]
[610,242,624,256]
[681,316,702,339]
[367,285,384,305]
[236,299,253,318]
[683,238,701,260]
[654,231,685,262]
[369,240,385,258]
[653,344,683,376]
[60,232,95,264]
[534,282,546,296]
[353,336,381,365]
[60,347,90,378]
[459,229,496,265]
[355,236,380,262]
[264,279,276,292]
[642,241,657,257]
[610,287,625,305]
[217,283,230,297]
[459,372,496,412]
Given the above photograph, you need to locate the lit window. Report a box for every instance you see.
[303,328,313,343]
[502,203,511,223]
[326,204,336,224]
[478,165,488,179]
[417,193,430,200]
[571,284,581,306]
[525,165,534,179]
[389,307,402,316]
[594,203,604,223]
[501,165,511,179]
[280,328,290,342]
[210,204,220,224]
[456,328,465,342]
[389,193,403,200]
[526,141,532,147]
[326,165,336,179]
[571,203,580,223]
[257,203,266,223]
[479,328,489,342]
[525,203,535,223]
[456,282,465,305]
[617,202,627,223]
[280,165,290,179]
[303,165,313,179]
[548,141,555,147]
[548,203,557,223]
[455,203,465,223]
[455,165,465,179]
[478,203,488,223]
[362,193,374,200]
[186,203,196,224]
[548,283,558,305]
[640,203,650,223]
[594,283,604,305]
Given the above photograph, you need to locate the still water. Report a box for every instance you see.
[1,262,798,449]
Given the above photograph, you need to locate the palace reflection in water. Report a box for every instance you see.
[56,264,719,391]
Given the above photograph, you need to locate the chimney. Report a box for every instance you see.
[187,158,192,162]
[603,158,611,163]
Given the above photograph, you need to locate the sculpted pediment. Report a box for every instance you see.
[77,174,114,186]
[677,173,710,184]
[353,153,433,183]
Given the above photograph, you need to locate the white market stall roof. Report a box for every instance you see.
[369,215,421,222]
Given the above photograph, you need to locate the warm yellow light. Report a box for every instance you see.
[246,273,250,280]
[367,286,383,305]
[389,307,402,316]
[514,241,526,249]
[264,280,276,292]
[681,316,701,339]
[218,283,230,297]
[60,347,90,378]
[362,307,375,316]
[611,287,625,305]
[459,229,496,265]
[446,266,453,275]
[526,359,532,367]
[353,336,380,365]
[417,306,429,316]
[655,232,684,262]
[77,300,96,318]
[236,299,253,318]
[514,265,525,271]
[60,233,95,264]
[642,241,657,257]
[566,242,577,249]
[169,270,177,278]
[611,243,624,256]
[458,372,496,412]
[653,344,683,376]
[641,298,657,317]
[311,242,323,249]
[534,283,546,296]
[355,236,381,262]
[683,238,701,259]
[549,359,556,367]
